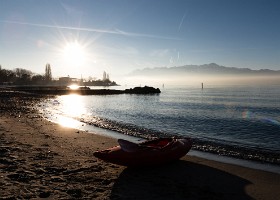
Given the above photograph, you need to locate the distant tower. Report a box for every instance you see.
[201,82,204,89]
[103,71,107,81]
[106,73,110,81]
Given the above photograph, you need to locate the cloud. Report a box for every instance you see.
[103,46,139,56]
[150,49,171,57]
[169,56,174,63]
[0,20,182,41]
[121,47,139,55]
[178,12,187,31]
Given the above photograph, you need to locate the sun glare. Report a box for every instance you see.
[58,95,87,117]
[62,41,86,67]
[68,84,79,90]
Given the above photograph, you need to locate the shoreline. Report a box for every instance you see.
[1,91,280,199]
[43,113,280,175]
[41,108,280,169]
[37,91,280,166]
[188,150,280,175]
[5,85,161,95]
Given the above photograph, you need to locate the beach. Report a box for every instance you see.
[1,91,280,199]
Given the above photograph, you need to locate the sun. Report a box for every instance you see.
[62,41,86,67]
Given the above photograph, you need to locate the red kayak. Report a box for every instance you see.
[93,137,192,166]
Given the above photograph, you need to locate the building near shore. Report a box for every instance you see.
[58,76,80,85]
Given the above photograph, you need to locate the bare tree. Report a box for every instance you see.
[14,68,32,78]
[45,63,52,83]
[31,74,44,84]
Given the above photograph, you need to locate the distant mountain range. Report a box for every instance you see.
[130,63,280,76]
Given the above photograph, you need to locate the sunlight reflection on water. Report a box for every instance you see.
[54,94,88,127]
[58,94,87,117]
[57,115,82,128]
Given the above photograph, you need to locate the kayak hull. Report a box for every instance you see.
[93,138,192,166]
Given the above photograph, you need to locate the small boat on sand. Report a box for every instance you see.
[93,137,192,166]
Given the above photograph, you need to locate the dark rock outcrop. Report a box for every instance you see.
[124,86,161,94]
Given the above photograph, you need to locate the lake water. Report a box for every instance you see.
[39,85,280,166]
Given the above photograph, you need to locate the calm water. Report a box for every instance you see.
[39,85,280,165]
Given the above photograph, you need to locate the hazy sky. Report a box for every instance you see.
[0,0,279,79]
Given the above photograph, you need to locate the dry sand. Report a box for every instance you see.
[0,91,279,199]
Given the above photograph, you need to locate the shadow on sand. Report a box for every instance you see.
[110,160,252,200]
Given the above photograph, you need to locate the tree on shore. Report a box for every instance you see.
[44,63,52,83]
[31,74,44,85]
[0,65,46,85]
[14,68,32,84]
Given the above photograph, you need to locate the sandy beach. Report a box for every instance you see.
[1,91,280,199]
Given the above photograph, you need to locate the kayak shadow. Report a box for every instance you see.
[110,160,252,200]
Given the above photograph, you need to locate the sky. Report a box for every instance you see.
[0,0,279,81]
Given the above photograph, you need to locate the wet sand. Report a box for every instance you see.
[0,91,279,199]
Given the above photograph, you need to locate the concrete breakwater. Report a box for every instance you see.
[6,86,161,95]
